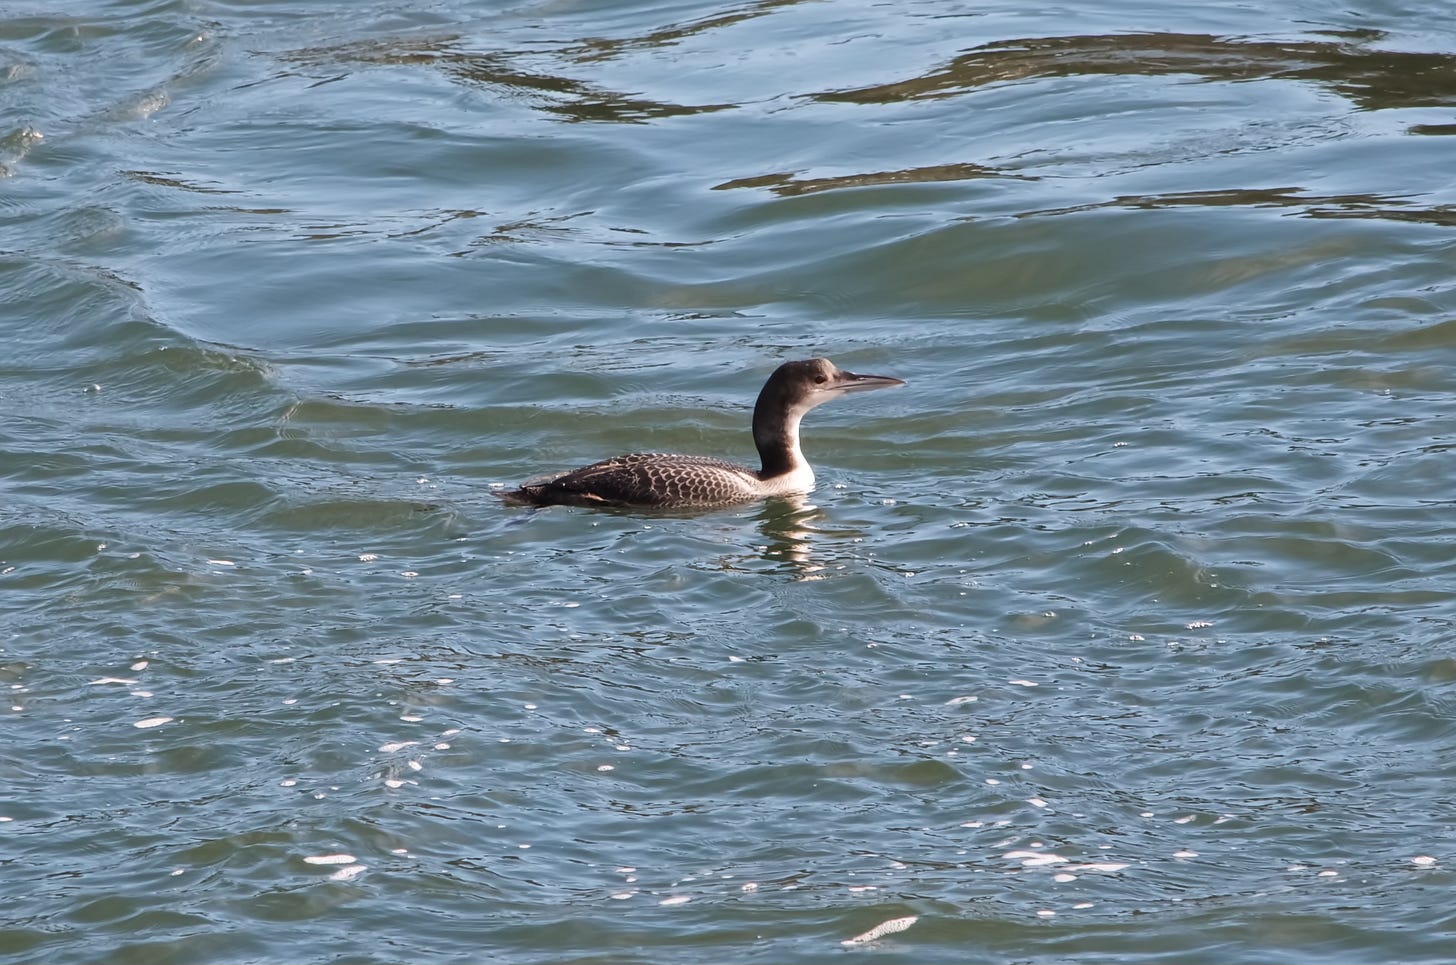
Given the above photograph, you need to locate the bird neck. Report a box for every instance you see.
[752,393,807,479]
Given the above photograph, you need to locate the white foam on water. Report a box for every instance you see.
[1412,855,1437,867]
[130,660,149,671]
[659,895,691,906]
[841,914,917,945]
[1009,679,1037,687]
[304,853,357,865]
[133,716,172,729]
[1027,798,1048,809]
[88,677,138,686]
[597,764,614,772]
[131,690,152,698]
[399,715,423,722]
[945,695,978,705]
[1053,873,1078,883]
[1019,855,1065,873]
[378,741,417,752]
[329,864,367,881]
[407,760,422,771]
[1006,851,1067,868]
[1036,909,1056,918]
[1173,850,1198,859]
[207,559,234,567]
[610,891,634,900]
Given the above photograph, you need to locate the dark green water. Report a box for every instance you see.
[4,1,1456,962]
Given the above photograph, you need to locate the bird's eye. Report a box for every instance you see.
[814,375,827,384]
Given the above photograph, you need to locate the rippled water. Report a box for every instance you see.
[5,1,1456,962]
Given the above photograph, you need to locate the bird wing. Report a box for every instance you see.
[514,452,761,507]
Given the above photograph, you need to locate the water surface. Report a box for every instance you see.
[4,1,1456,962]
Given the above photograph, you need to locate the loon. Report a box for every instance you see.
[499,358,904,509]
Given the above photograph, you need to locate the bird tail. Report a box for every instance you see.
[494,487,542,506]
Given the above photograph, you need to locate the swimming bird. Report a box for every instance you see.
[499,358,904,509]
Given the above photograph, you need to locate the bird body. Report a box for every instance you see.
[500,358,903,509]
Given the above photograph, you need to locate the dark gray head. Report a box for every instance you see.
[752,358,904,475]
[760,358,905,414]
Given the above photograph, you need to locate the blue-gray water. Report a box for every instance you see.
[4,1,1456,962]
